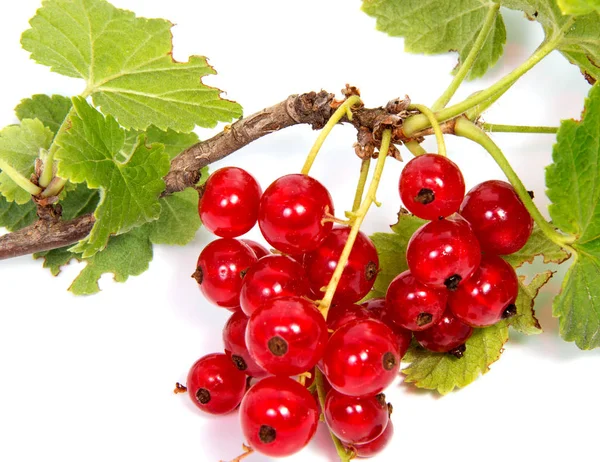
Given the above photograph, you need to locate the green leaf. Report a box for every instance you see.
[14,94,71,134]
[361,0,507,80]
[547,83,600,349]
[124,126,199,161]
[0,195,37,231]
[510,272,554,335]
[55,97,170,257]
[35,247,77,276]
[0,119,52,204]
[21,0,242,132]
[146,188,201,245]
[501,226,571,268]
[402,322,509,394]
[59,183,99,220]
[557,0,600,16]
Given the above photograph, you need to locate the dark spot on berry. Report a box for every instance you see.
[444,274,462,291]
[195,388,211,405]
[527,190,535,199]
[259,425,277,444]
[376,393,386,407]
[416,312,433,327]
[231,354,248,371]
[387,402,394,416]
[502,304,517,319]
[365,261,378,281]
[449,344,467,358]
[267,336,288,356]
[415,188,435,205]
[382,352,397,371]
[191,268,203,285]
[240,268,249,279]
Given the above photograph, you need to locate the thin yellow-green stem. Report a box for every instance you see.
[39,106,75,189]
[482,123,558,134]
[404,140,427,157]
[352,157,371,213]
[41,177,68,198]
[301,95,362,175]
[318,130,391,317]
[408,104,446,157]
[0,159,42,196]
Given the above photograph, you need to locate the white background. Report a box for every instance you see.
[0,1,599,461]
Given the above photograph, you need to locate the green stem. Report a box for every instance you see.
[0,159,42,196]
[40,106,75,189]
[352,158,371,213]
[464,91,498,120]
[403,22,573,136]
[301,95,362,175]
[482,123,558,134]
[432,3,500,111]
[41,177,68,198]
[454,118,574,246]
[404,140,427,157]
[38,149,54,188]
[315,369,354,462]
[408,104,446,157]
[318,130,391,317]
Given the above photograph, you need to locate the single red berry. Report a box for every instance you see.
[350,420,394,458]
[241,239,270,259]
[223,310,268,377]
[258,174,334,254]
[246,296,328,376]
[198,167,262,238]
[240,376,319,457]
[303,226,379,303]
[385,270,447,331]
[326,302,371,332]
[361,297,387,320]
[399,154,465,220]
[239,255,310,316]
[448,254,519,327]
[406,215,481,290]
[321,319,400,397]
[186,353,247,415]
[414,310,473,354]
[361,298,412,359]
[324,389,389,445]
[460,180,533,255]
[193,238,257,309]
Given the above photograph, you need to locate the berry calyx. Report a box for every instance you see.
[459,180,533,255]
[240,376,319,457]
[321,319,400,397]
[194,238,257,309]
[303,226,379,303]
[406,215,481,290]
[222,310,267,377]
[198,167,262,238]
[258,174,335,254]
[414,310,474,354]
[385,270,448,331]
[246,296,328,376]
[399,154,465,220]
[448,254,519,327]
[186,353,247,415]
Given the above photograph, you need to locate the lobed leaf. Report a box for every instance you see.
[502,226,570,268]
[15,94,72,134]
[510,272,553,335]
[0,195,37,231]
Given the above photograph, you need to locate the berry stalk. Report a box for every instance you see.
[0,158,42,196]
[408,104,446,157]
[352,157,371,213]
[482,123,559,134]
[404,140,427,156]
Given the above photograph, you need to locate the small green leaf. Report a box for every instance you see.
[0,119,52,204]
[510,272,554,335]
[124,126,199,161]
[146,189,201,245]
[557,0,600,16]
[0,195,37,231]
[502,226,571,268]
[21,0,242,132]
[55,97,170,257]
[402,322,509,394]
[35,247,78,276]
[15,94,72,134]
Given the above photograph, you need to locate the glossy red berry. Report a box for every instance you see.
[460,180,533,255]
[198,167,262,238]
[414,310,473,355]
[246,296,328,376]
[326,302,371,332]
[350,420,394,458]
[258,174,334,254]
[406,215,481,290]
[399,154,465,220]
[239,255,310,316]
[186,353,247,415]
[241,239,270,259]
[240,376,319,457]
[194,238,257,309]
[324,389,389,445]
[385,270,447,331]
[448,254,519,327]
[304,226,379,303]
[321,319,400,397]
[361,298,412,359]
[222,310,267,377]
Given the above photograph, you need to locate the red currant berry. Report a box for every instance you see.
[321,319,400,397]
[223,310,268,377]
[361,298,412,359]
[385,270,447,331]
[326,302,371,332]
[246,296,328,376]
[414,310,473,355]
[303,226,379,303]
[406,215,481,290]
[186,353,247,415]
[448,254,518,327]
[460,180,533,255]
[350,420,394,458]
[239,255,310,316]
[399,154,465,220]
[193,238,257,309]
[361,297,387,320]
[241,239,270,259]
[198,167,262,238]
[324,389,389,445]
[258,174,334,254]
[240,376,319,457]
